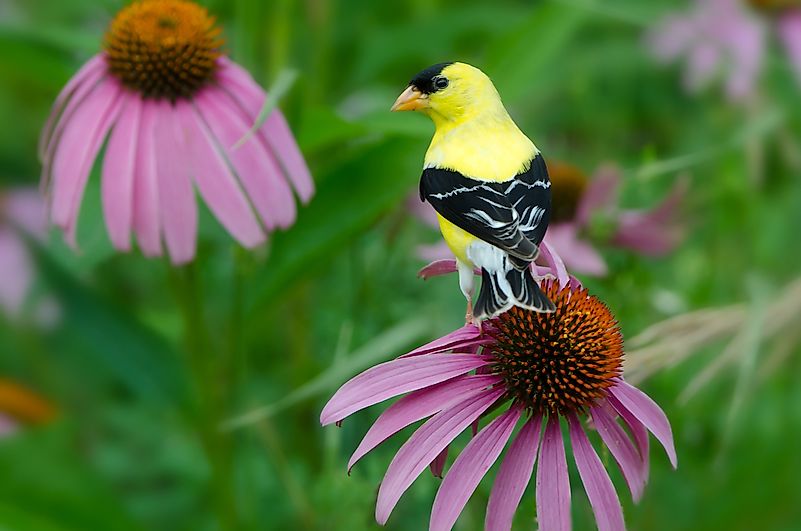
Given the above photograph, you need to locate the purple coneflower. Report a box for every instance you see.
[321,280,677,531]
[40,0,313,264]
[0,188,58,325]
[649,0,801,99]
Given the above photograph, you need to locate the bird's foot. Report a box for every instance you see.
[465,300,474,325]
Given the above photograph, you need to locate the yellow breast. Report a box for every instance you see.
[437,214,477,265]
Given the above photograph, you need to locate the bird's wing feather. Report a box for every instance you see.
[504,153,551,245]
[420,167,538,261]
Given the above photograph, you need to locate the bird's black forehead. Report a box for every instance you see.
[409,62,453,94]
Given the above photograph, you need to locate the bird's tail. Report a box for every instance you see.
[474,266,555,321]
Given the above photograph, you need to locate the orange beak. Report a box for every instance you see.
[391,85,428,112]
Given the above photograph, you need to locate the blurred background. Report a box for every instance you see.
[1,0,801,529]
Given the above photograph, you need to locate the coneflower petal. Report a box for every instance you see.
[216,58,314,202]
[402,324,487,358]
[195,89,296,230]
[320,353,490,426]
[591,402,646,502]
[347,374,500,472]
[39,54,106,162]
[607,395,650,484]
[609,380,677,468]
[180,103,264,248]
[536,417,571,531]
[154,101,196,264]
[132,103,162,257]
[102,96,141,251]
[568,413,625,531]
[430,408,520,531]
[376,388,504,525]
[485,414,542,531]
[51,79,122,245]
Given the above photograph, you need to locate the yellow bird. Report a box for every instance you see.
[392,62,555,322]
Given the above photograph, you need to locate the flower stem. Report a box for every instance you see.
[172,262,238,531]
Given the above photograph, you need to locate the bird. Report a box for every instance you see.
[392,61,555,323]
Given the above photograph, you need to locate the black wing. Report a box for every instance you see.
[420,167,538,261]
[504,153,551,245]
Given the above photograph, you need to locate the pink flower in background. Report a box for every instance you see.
[649,0,801,98]
[409,161,686,278]
[648,0,765,100]
[39,0,313,265]
[0,188,56,324]
[321,280,676,531]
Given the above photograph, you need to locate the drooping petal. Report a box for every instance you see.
[154,100,197,264]
[39,54,106,162]
[545,224,608,277]
[539,239,569,287]
[215,58,314,202]
[50,79,123,245]
[0,229,33,318]
[606,396,650,485]
[320,353,490,426]
[347,374,500,471]
[429,445,449,478]
[609,380,677,468]
[536,417,571,531]
[402,324,489,358]
[5,189,48,240]
[430,408,520,531]
[132,103,162,257]
[195,88,296,230]
[575,164,620,227]
[591,403,646,501]
[102,96,141,250]
[419,259,458,279]
[376,387,505,525]
[485,414,543,531]
[178,102,264,248]
[568,414,625,531]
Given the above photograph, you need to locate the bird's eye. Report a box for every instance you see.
[434,77,449,90]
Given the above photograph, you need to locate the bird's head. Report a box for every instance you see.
[391,62,505,127]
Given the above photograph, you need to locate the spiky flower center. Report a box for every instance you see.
[104,0,222,100]
[487,281,623,416]
[548,161,588,223]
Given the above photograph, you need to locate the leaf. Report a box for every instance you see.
[222,315,433,430]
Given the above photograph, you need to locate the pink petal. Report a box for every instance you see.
[195,88,297,230]
[779,11,801,87]
[536,417,571,531]
[575,165,620,227]
[606,396,650,486]
[320,353,490,426]
[407,194,440,228]
[50,79,122,245]
[132,103,162,257]
[430,408,520,531]
[485,414,543,531]
[402,324,490,358]
[154,101,197,264]
[590,403,646,501]
[178,102,264,248]
[376,387,505,525]
[539,239,569,287]
[0,228,33,317]
[347,374,500,471]
[0,413,18,438]
[429,446,449,478]
[568,414,625,531]
[39,54,106,162]
[102,96,141,251]
[216,58,314,202]
[418,259,458,279]
[5,189,48,239]
[609,380,677,468]
[545,224,608,277]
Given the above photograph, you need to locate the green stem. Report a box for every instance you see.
[172,263,237,531]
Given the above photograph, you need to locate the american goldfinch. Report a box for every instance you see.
[392,62,555,322]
